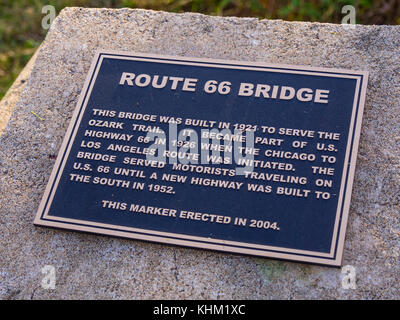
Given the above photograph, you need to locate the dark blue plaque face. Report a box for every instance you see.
[34,51,368,266]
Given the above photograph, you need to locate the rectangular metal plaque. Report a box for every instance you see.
[34,50,368,266]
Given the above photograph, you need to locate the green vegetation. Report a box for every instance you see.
[0,0,399,99]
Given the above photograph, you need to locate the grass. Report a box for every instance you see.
[0,0,399,99]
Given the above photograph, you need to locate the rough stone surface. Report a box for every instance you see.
[0,8,399,299]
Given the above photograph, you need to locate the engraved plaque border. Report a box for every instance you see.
[34,50,369,266]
